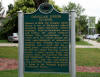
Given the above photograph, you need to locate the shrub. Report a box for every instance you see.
[76,36,81,42]
[97,38,100,42]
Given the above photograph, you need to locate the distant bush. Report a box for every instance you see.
[76,36,81,42]
[97,38,100,42]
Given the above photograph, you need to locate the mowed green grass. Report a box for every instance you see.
[76,40,92,45]
[0,70,70,77]
[0,40,9,43]
[76,48,100,67]
[0,70,100,77]
[0,47,18,60]
[0,47,100,66]
[0,47,100,77]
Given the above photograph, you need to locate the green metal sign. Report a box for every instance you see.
[24,3,70,73]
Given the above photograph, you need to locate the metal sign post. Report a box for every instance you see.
[18,11,24,77]
[71,10,76,77]
[18,3,76,77]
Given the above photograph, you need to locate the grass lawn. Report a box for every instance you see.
[0,70,100,77]
[76,40,92,45]
[0,47,100,77]
[0,40,9,43]
[0,70,70,77]
[0,47,100,66]
[76,48,100,67]
[0,47,18,60]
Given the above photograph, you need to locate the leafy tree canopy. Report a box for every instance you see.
[33,0,49,9]
[63,2,87,35]
[0,0,35,39]
[0,2,5,17]
[0,0,62,39]
[63,2,85,18]
[78,15,88,34]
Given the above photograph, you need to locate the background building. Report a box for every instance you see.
[88,17,96,35]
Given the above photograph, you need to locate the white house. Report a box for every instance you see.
[87,17,96,34]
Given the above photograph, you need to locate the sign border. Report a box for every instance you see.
[18,3,76,77]
[23,12,70,73]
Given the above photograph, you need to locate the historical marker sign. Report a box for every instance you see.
[24,3,70,73]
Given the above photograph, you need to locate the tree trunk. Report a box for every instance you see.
[33,0,49,9]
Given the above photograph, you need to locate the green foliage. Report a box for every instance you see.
[33,0,49,9]
[0,0,62,39]
[0,0,36,39]
[8,0,36,15]
[76,36,81,42]
[97,38,100,42]
[53,5,62,12]
[77,15,88,34]
[63,2,88,35]
[7,4,14,14]
[96,20,100,34]
[63,2,76,12]
[8,4,13,11]
[0,15,18,39]
[63,2,85,17]
[49,0,62,12]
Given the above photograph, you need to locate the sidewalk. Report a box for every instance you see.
[84,39,100,48]
[0,40,100,48]
[76,45,100,48]
[0,43,18,47]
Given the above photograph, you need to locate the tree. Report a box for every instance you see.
[7,4,14,13]
[0,0,35,39]
[0,0,62,39]
[78,15,88,34]
[63,2,86,35]
[0,2,2,11]
[63,2,85,18]
[96,20,100,34]
[0,1,5,17]
[33,0,49,9]
[0,1,5,32]
[49,0,62,12]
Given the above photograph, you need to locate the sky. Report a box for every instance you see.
[0,0,100,23]
[53,0,100,23]
[0,0,14,10]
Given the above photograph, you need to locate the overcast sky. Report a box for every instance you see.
[53,0,100,23]
[0,0,14,10]
[0,0,100,22]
